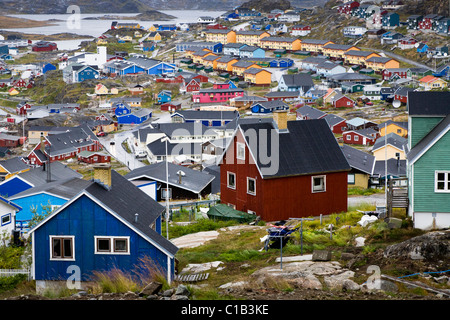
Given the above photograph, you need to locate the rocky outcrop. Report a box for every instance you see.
[237,0,292,12]
[384,231,450,260]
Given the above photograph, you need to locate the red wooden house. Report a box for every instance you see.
[323,114,347,134]
[332,94,354,108]
[32,41,58,52]
[337,1,359,14]
[343,128,380,146]
[160,102,181,112]
[184,78,201,92]
[394,87,415,104]
[77,151,111,164]
[16,102,32,115]
[382,68,411,81]
[218,111,350,222]
[418,14,437,30]
[12,78,27,88]
[206,24,228,30]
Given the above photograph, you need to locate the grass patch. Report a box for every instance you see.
[348,187,385,196]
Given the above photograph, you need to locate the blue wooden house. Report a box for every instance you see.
[158,24,177,31]
[29,165,178,291]
[117,108,152,125]
[9,177,90,234]
[157,90,172,104]
[417,43,429,53]
[432,65,450,78]
[73,65,99,83]
[114,102,132,117]
[382,12,400,29]
[250,100,289,114]
[269,58,294,68]
[42,63,56,74]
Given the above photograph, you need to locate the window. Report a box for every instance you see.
[236,142,245,160]
[1,214,11,226]
[435,171,450,192]
[51,236,74,260]
[247,177,256,195]
[348,173,355,185]
[354,135,359,141]
[227,172,236,189]
[95,236,130,254]
[312,175,326,193]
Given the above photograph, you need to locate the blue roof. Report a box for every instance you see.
[0,195,22,211]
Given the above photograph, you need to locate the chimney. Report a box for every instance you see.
[273,110,288,132]
[93,164,112,190]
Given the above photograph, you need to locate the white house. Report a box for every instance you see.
[0,197,22,246]
[278,11,301,23]
[290,25,311,36]
[343,26,368,37]
[363,85,382,100]
[315,61,347,77]
[197,16,216,24]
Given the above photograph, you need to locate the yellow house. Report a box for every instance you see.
[365,57,400,72]
[117,23,141,29]
[418,75,448,91]
[134,31,142,38]
[119,35,133,42]
[344,50,380,65]
[148,25,157,32]
[379,120,408,138]
[192,51,216,64]
[236,30,270,46]
[244,68,272,86]
[148,32,162,42]
[341,145,375,189]
[8,88,19,96]
[0,158,30,181]
[204,29,236,44]
[95,83,109,95]
[202,55,221,69]
[97,38,108,45]
[110,88,119,95]
[322,44,360,59]
[231,60,261,76]
[323,88,339,105]
[185,48,211,59]
[216,56,239,72]
[371,133,407,161]
[259,37,302,51]
[300,39,335,53]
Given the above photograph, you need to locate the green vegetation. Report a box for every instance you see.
[348,187,385,196]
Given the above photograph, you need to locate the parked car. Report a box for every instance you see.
[97,131,107,137]
[110,141,115,145]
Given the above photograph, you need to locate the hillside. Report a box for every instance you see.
[236,0,292,12]
[0,0,328,13]
[397,0,450,17]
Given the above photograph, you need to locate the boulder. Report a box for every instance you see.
[385,217,402,229]
[312,250,332,261]
[175,284,190,297]
[139,281,162,297]
[384,231,450,260]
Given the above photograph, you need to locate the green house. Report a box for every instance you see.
[406,91,450,230]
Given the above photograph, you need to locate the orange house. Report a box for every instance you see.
[202,54,221,69]
[244,68,272,86]
[204,29,236,44]
[192,50,216,64]
[231,60,261,77]
[216,56,239,72]
[259,37,302,51]
[365,56,400,72]
[300,39,335,53]
[344,50,380,66]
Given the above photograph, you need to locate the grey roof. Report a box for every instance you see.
[147,139,202,157]
[280,73,314,89]
[328,73,376,82]
[301,39,332,45]
[10,161,82,186]
[125,161,214,194]
[84,170,178,256]
[264,91,300,98]
[252,100,289,110]
[366,56,394,63]
[232,60,257,68]
[372,132,407,152]
[44,125,99,157]
[0,157,29,173]
[296,105,327,119]
[323,44,355,51]
[235,119,350,178]
[153,122,218,137]
[173,110,239,121]
[408,91,450,116]
[225,117,274,130]
[394,86,415,97]
[345,50,377,57]
[244,67,268,75]
[10,177,91,200]
[323,114,346,127]
[373,159,407,178]
[260,37,298,43]
[340,144,375,175]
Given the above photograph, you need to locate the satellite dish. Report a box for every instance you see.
[392,100,401,108]
[95,75,99,79]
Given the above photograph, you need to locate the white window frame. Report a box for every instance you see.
[236,142,245,160]
[312,175,326,193]
[348,173,355,185]
[94,236,130,255]
[50,235,75,261]
[435,171,450,193]
[247,177,256,195]
[227,172,236,189]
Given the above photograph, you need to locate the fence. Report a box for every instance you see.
[0,269,31,281]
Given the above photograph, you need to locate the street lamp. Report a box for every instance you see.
[162,137,170,240]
